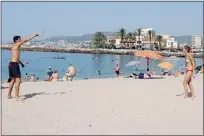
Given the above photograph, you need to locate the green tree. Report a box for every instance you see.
[92,32,107,48]
[127,32,133,48]
[151,30,156,44]
[148,30,153,50]
[156,35,163,51]
[119,28,126,46]
[136,28,142,44]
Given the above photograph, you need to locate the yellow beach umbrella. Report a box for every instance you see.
[157,62,173,69]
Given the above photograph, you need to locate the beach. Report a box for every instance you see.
[1,74,203,135]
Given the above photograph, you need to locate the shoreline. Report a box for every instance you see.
[1,45,204,58]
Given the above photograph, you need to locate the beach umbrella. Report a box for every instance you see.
[134,51,164,71]
[125,61,140,67]
[134,51,164,60]
[157,62,173,69]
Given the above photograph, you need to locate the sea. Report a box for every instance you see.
[1,50,203,81]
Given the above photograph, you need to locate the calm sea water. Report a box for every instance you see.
[1,50,203,81]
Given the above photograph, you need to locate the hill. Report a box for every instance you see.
[45,33,192,44]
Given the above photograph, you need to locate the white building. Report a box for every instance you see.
[140,28,153,37]
[106,36,121,46]
[166,37,179,48]
[191,35,203,48]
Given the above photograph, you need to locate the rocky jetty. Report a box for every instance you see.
[1,45,204,58]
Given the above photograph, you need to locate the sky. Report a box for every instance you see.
[2,2,203,42]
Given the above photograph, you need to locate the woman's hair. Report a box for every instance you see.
[184,45,191,53]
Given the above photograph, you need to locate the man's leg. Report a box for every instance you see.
[8,78,16,98]
[15,77,21,98]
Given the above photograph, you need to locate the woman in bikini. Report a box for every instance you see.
[183,46,196,99]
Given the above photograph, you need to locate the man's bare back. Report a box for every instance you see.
[67,65,76,76]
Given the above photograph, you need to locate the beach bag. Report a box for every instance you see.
[139,73,144,79]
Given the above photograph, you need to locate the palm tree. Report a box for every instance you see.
[127,32,133,48]
[148,30,153,50]
[156,35,163,51]
[119,28,126,46]
[93,32,107,48]
[132,32,137,49]
[151,30,156,45]
[136,28,142,44]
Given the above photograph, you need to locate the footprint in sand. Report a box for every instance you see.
[111,109,119,115]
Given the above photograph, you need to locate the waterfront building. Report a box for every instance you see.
[166,37,179,49]
[191,35,203,48]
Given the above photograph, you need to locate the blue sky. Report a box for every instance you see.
[2,2,203,41]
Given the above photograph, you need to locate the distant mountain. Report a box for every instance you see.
[45,32,192,44]
[45,32,115,42]
[174,36,191,44]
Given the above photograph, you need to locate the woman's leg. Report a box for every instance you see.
[183,72,191,98]
[187,73,195,99]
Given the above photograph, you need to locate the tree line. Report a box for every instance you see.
[92,28,163,51]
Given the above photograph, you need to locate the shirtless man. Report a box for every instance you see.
[66,64,76,81]
[51,70,59,82]
[8,33,39,99]
[115,64,120,77]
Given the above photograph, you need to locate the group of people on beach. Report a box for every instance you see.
[6,33,199,100]
[44,64,76,82]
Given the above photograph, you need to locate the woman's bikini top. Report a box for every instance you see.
[185,57,190,66]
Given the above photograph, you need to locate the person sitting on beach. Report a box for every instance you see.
[46,66,53,81]
[174,71,181,77]
[24,73,30,81]
[50,70,59,82]
[161,70,168,76]
[36,77,39,82]
[144,72,151,79]
[30,74,36,82]
[66,64,76,81]
[199,67,203,74]
[152,70,156,76]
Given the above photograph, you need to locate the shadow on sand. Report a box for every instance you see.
[22,92,67,100]
[176,92,192,97]
[1,86,8,89]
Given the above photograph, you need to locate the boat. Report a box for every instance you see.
[53,55,65,59]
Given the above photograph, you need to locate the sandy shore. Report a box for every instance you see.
[1,75,203,135]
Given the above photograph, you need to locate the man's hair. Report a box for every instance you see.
[13,35,21,43]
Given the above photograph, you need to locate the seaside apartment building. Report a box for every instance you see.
[166,37,179,49]
[191,35,203,48]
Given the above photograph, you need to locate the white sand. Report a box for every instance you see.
[1,75,203,135]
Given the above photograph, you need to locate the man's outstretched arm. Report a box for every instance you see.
[17,33,39,48]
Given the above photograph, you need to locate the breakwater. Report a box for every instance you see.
[1,45,204,58]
